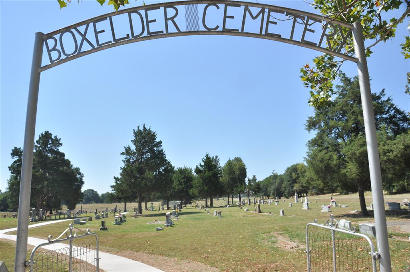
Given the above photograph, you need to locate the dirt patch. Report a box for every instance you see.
[272,232,304,251]
[118,250,219,272]
[392,235,410,242]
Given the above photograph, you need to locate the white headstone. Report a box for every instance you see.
[279,209,284,216]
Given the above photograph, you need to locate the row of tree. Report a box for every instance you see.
[112,75,409,216]
[82,189,114,204]
[111,125,248,213]
[2,75,408,215]
[246,75,409,215]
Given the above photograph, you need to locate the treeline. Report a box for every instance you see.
[2,75,408,215]
[112,75,409,215]
[82,189,114,204]
[111,125,248,213]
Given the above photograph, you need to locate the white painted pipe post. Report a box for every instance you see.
[15,32,43,272]
[352,21,391,272]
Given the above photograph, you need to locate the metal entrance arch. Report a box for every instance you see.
[15,1,391,271]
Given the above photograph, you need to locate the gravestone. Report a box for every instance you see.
[337,219,352,231]
[387,202,400,211]
[30,208,37,222]
[217,211,222,218]
[95,214,101,220]
[321,205,331,212]
[359,223,376,237]
[302,202,309,210]
[331,200,337,207]
[100,220,108,230]
[114,217,121,225]
[248,198,251,205]
[289,203,293,208]
[213,210,217,216]
[279,209,284,216]
[165,212,173,227]
[73,218,86,225]
[294,192,298,203]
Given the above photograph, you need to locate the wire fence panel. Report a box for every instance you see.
[306,222,379,272]
[28,224,99,272]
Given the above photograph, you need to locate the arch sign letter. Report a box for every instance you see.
[41,0,356,70]
[15,1,392,272]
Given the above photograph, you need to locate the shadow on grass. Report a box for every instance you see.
[138,211,203,218]
[335,209,410,219]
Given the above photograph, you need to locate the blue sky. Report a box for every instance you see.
[1,0,409,194]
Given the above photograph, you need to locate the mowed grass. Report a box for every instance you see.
[1,192,409,271]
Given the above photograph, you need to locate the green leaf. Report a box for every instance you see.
[57,0,67,8]
[96,0,105,6]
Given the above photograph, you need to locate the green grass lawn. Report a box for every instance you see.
[1,192,409,271]
[0,217,17,230]
[0,240,16,271]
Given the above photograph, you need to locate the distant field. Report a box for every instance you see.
[0,192,409,271]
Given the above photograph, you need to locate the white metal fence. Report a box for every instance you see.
[27,224,99,272]
[306,218,379,272]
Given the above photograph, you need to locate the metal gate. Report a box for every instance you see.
[27,224,99,272]
[306,218,379,272]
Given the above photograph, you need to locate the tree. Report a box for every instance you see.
[195,154,222,208]
[100,192,115,203]
[281,163,309,198]
[222,157,247,205]
[172,167,194,205]
[300,0,409,107]
[222,159,236,205]
[232,157,247,204]
[112,176,135,212]
[7,131,84,211]
[82,189,101,204]
[114,125,170,214]
[157,161,174,210]
[378,130,410,193]
[0,190,9,211]
[247,175,260,198]
[306,74,409,214]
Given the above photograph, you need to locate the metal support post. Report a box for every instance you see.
[306,225,311,272]
[95,235,100,271]
[69,226,73,272]
[15,32,43,272]
[331,229,336,272]
[352,21,391,272]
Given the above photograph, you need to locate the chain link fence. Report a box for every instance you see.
[27,224,99,272]
[306,218,379,272]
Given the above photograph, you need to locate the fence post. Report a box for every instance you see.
[331,229,337,272]
[96,235,100,271]
[69,226,73,271]
[306,224,311,272]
